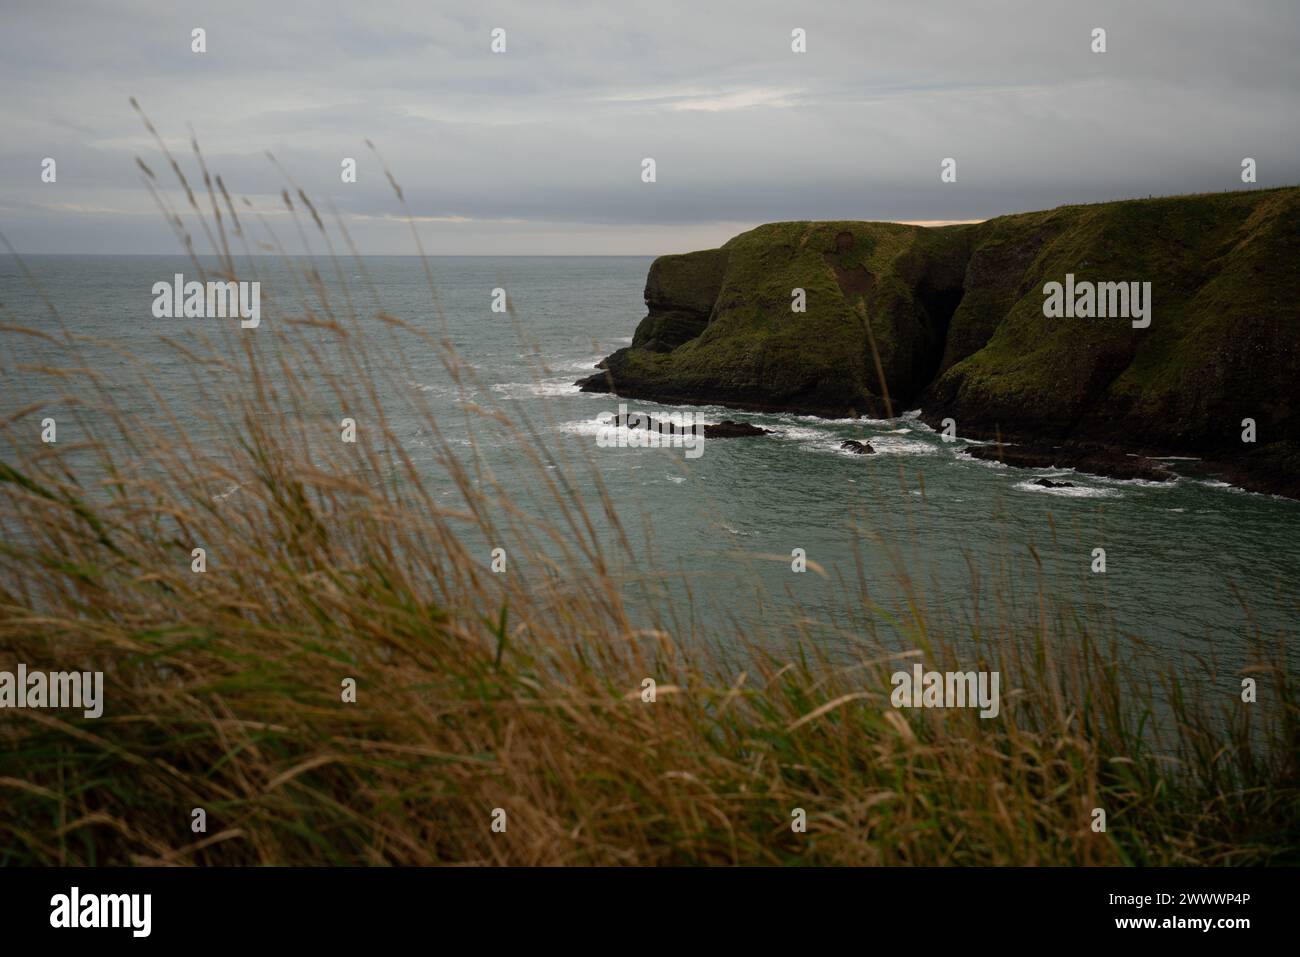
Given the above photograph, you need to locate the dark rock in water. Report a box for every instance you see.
[965,444,1174,482]
[704,420,772,438]
[609,413,771,439]
[611,412,690,435]
[840,439,876,454]
[575,361,612,393]
[1216,440,1300,501]
[1032,478,1075,488]
[576,370,612,393]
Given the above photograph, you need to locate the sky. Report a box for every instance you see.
[2,0,1297,255]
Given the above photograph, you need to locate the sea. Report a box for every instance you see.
[3,254,1297,676]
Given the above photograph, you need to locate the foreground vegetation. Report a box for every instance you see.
[0,127,1296,866]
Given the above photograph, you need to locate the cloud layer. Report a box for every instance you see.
[2,0,1297,254]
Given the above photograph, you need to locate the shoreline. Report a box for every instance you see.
[577,370,1299,501]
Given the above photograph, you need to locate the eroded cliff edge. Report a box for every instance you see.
[579,187,1300,497]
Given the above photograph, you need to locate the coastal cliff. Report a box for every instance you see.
[580,187,1300,497]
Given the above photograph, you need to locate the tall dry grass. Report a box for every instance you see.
[0,113,1295,865]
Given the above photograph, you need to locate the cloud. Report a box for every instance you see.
[1,0,1296,254]
[599,87,804,112]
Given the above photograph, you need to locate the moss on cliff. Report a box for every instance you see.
[631,248,730,352]
[587,220,968,416]
[926,188,1300,463]
[582,186,1300,493]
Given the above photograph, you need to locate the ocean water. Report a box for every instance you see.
[3,255,1297,673]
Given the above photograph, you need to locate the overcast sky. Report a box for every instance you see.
[2,0,1297,255]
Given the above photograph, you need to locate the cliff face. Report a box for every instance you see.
[627,248,729,355]
[581,187,1300,495]
[584,220,969,416]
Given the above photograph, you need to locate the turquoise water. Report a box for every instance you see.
[3,255,1297,673]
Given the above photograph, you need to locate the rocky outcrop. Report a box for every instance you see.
[631,248,729,353]
[964,444,1174,482]
[579,220,969,417]
[705,420,773,438]
[580,187,1300,497]
[609,413,772,439]
[840,440,876,454]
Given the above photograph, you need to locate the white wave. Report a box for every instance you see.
[718,523,753,536]
[965,454,1010,470]
[863,434,942,456]
[768,423,940,457]
[527,355,605,374]
[558,417,703,452]
[770,425,829,444]
[786,415,872,426]
[491,378,580,399]
[1201,479,1245,493]
[769,411,891,427]
[1091,472,1180,489]
[1013,480,1121,498]
[559,417,607,438]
